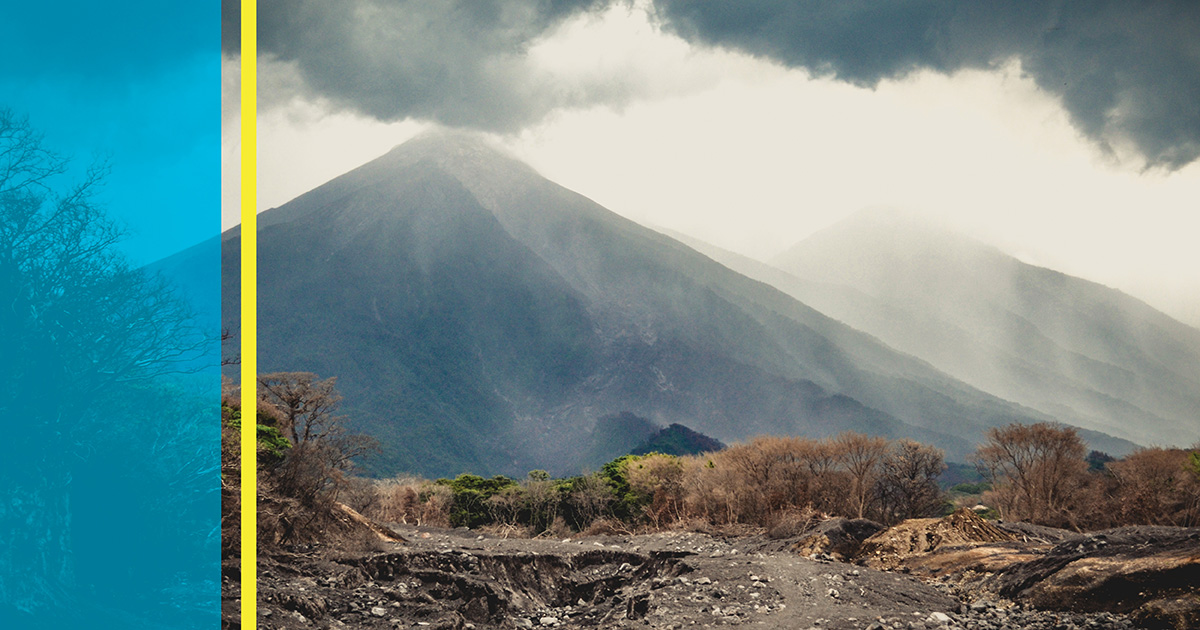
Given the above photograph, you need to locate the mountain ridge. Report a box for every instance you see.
[747,209,1200,448]
[210,133,1142,476]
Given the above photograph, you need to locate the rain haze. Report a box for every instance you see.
[223,0,1200,329]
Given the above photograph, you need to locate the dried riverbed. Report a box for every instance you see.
[224,516,1194,630]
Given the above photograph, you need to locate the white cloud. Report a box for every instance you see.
[222,55,241,230]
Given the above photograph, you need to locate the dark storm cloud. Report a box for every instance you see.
[651,0,1200,169]
[222,0,240,54]
[226,0,1199,168]
[225,0,611,131]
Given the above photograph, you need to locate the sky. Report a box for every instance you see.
[223,0,1200,328]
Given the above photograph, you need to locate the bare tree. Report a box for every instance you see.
[798,438,846,514]
[1109,448,1200,527]
[521,474,561,533]
[256,372,377,509]
[835,432,890,519]
[973,422,1087,526]
[567,474,615,529]
[875,439,945,523]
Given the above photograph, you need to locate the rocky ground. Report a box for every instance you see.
[223,511,1199,630]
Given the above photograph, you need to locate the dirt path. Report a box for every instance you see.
[232,524,1148,630]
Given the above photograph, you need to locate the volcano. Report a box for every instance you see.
[213,132,1125,477]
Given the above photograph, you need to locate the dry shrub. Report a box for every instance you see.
[873,439,945,524]
[670,516,719,535]
[371,476,451,526]
[274,442,345,509]
[973,423,1088,527]
[567,474,615,529]
[627,453,685,528]
[220,397,242,559]
[581,518,635,537]
[478,522,534,539]
[486,486,525,528]
[522,477,561,533]
[680,455,743,525]
[538,516,574,539]
[257,490,394,552]
[417,484,453,527]
[678,436,858,527]
[1108,448,1200,527]
[371,477,419,521]
[766,505,821,540]
[340,476,381,515]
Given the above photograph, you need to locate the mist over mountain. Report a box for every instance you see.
[216,132,1133,477]
[722,209,1200,449]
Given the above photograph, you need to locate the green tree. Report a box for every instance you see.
[437,474,519,528]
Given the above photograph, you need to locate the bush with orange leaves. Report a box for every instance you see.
[1106,447,1200,527]
[973,422,1088,528]
[345,424,1200,536]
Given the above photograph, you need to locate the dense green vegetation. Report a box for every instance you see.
[436,474,522,528]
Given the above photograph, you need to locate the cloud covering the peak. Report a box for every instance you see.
[231,0,1200,169]
[228,0,614,130]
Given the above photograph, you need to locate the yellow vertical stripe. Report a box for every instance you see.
[240,0,258,627]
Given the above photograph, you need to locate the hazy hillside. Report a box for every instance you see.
[748,209,1200,448]
[630,423,726,457]
[214,133,1132,476]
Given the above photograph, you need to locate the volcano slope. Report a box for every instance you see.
[217,131,1121,478]
[765,209,1200,450]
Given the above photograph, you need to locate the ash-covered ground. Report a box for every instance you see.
[224,512,1199,630]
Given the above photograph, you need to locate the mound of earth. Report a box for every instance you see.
[851,513,1200,629]
[994,521,1080,544]
[989,526,1200,629]
[855,509,1016,570]
[789,518,887,561]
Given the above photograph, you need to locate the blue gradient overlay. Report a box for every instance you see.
[1,2,221,628]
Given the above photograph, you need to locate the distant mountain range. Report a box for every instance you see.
[173,131,1166,477]
[681,209,1200,449]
